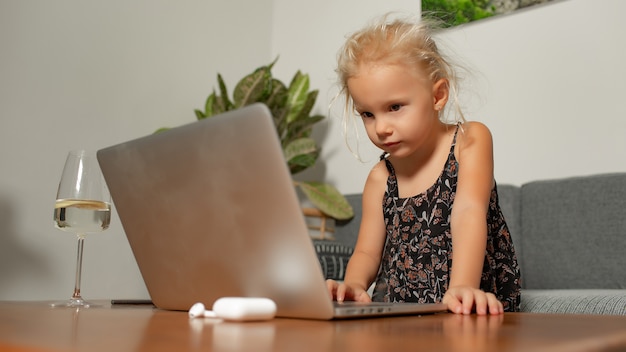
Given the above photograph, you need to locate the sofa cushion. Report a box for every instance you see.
[521,289,626,315]
[313,240,354,280]
[520,173,626,289]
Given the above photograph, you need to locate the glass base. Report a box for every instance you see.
[50,297,100,308]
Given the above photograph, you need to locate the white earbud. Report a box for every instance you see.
[188,302,217,318]
[188,297,276,321]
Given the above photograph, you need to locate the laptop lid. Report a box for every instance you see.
[97,103,447,320]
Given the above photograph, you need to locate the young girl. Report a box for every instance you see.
[327,15,521,315]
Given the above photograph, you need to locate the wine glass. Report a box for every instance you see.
[52,150,111,308]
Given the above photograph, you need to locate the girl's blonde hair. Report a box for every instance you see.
[335,14,466,157]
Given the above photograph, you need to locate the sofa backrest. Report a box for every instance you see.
[495,184,523,275]
[519,173,626,290]
[335,173,626,291]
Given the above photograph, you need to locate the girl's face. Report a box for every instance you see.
[347,62,446,159]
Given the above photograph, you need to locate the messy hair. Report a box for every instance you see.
[335,14,466,158]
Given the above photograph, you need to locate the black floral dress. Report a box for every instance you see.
[371,126,521,312]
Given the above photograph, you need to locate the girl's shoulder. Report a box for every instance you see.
[363,159,389,194]
[367,159,390,182]
[456,121,494,150]
[458,120,492,137]
[454,121,495,170]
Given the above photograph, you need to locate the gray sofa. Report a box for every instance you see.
[314,173,626,315]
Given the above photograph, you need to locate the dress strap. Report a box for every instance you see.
[380,152,394,172]
[380,152,398,198]
[450,123,461,153]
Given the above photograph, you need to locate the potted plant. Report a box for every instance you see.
[161,59,353,221]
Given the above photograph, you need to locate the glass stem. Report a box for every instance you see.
[71,235,85,301]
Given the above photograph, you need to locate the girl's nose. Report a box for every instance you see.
[375,118,392,137]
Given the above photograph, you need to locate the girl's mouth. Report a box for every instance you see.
[383,142,400,149]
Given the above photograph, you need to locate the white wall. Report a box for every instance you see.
[441,0,626,185]
[1,0,625,301]
[276,0,626,194]
[0,0,274,300]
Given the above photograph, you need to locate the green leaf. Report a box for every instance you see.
[283,137,317,162]
[203,92,216,117]
[289,154,318,174]
[233,66,272,107]
[293,89,318,122]
[265,78,287,111]
[296,181,354,220]
[286,114,324,144]
[267,56,279,70]
[194,109,206,120]
[284,138,318,173]
[204,91,227,118]
[217,73,233,111]
[154,127,170,134]
[284,71,310,124]
[266,79,288,134]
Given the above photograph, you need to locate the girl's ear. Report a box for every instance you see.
[432,78,449,110]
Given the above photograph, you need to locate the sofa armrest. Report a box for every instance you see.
[521,289,626,315]
[520,173,626,289]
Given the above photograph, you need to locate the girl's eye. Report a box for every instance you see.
[390,104,402,112]
[360,111,374,119]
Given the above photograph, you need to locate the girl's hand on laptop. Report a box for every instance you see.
[443,286,503,315]
[326,279,371,303]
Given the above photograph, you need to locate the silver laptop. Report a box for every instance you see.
[97,103,447,320]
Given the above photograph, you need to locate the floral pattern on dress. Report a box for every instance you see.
[372,126,521,312]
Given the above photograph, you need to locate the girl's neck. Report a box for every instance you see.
[389,121,452,173]
[388,122,456,197]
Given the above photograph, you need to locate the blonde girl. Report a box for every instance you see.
[327,14,521,315]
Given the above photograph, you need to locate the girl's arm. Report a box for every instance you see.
[329,161,388,302]
[445,121,503,315]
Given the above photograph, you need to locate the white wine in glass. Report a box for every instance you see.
[52,150,111,308]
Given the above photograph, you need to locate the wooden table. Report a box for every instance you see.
[1,301,625,352]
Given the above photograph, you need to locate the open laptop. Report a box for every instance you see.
[97,103,447,320]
